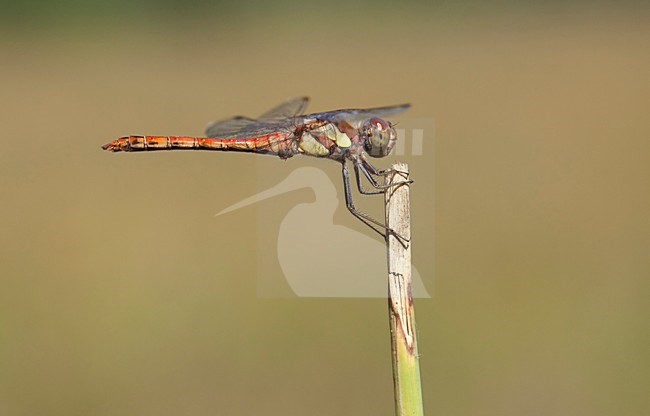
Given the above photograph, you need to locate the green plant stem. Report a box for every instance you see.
[385,163,424,416]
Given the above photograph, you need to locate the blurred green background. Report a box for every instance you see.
[1,1,648,415]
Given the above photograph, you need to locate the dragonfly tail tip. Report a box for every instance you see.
[101,140,122,152]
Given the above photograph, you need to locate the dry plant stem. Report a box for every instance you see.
[385,163,424,416]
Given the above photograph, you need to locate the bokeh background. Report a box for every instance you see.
[1,1,648,415]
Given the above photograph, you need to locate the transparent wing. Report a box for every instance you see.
[204,97,308,138]
[311,103,411,127]
[205,116,255,138]
[205,117,295,139]
[258,96,309,120]
[204,99,408,138]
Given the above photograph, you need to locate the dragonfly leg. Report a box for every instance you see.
[353,162,384,195]
[342,162,410,244]
[360,157,395,176]
[361,158,414,190]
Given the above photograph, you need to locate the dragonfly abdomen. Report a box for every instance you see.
[102,134,297,157]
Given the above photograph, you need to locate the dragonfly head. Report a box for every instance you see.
[362,117,397,158]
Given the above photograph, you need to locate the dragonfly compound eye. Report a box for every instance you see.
[363,117,397,158]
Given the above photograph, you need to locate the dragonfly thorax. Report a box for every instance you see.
[362,117,397,158]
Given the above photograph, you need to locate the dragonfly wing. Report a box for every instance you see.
[205,97,308,138]
[312,103,411,127]
[205,116,295,139]
[205,116,262,138]
[258,96,309,120]
[204,99,408,138]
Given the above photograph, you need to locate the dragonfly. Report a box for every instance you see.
[102,97,411,240]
